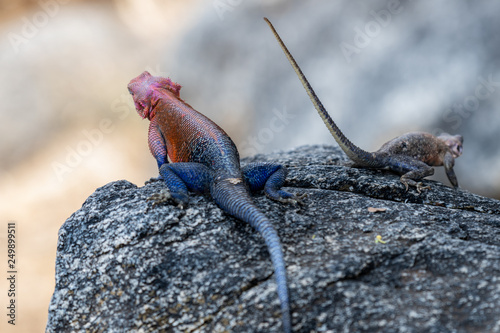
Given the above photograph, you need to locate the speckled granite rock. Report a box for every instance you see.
[46,145,500,333]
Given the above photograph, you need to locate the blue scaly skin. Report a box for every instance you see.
[128,71,301,333]
[265,18,464,193]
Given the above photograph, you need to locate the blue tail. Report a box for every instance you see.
[211,178,291,333]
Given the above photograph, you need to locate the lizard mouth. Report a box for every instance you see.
[135,100,144,111]
[453,145,463,158]
[130,99,147,119]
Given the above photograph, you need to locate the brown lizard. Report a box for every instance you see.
[264,18,463,192]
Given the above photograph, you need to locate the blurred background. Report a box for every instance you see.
[0,0,499,331]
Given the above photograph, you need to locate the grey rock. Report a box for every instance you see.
[46,146,500,332]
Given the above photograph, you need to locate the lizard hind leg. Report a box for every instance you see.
[385,156,434,193]
[242,162,304,205]
[399,166,434,193]
[151,162,213,208]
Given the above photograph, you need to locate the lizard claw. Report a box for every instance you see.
[147,190,172,209]
[146,190,188,211]
[287,193,307,206]
[416,182,430,193]
[267,191,307,206]
[402,181,409,192]
[400,179,430,194]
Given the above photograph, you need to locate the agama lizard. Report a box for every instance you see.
[264,18,463,192]
[128,71,299,333]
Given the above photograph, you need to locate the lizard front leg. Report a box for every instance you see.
[148,162,212,208]
[242,162,304,204]
[444,152,459,188]
[386,156,434,193]
[145,121,169,186]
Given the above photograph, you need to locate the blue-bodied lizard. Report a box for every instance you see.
[128,71,301,333]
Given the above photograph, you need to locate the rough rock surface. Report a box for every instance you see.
[46,145,500,332]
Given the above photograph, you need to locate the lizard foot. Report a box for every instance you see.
[287,193,307,206]
[401,180,430,194]
[415,182,430,193]
[267,191,307,206]
[146,190,187,211]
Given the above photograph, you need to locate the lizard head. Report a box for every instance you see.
[127,71,182,119]
[438,133,464,158]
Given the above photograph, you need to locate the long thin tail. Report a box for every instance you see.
[211,179,291,333]
[264,18,380,167]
